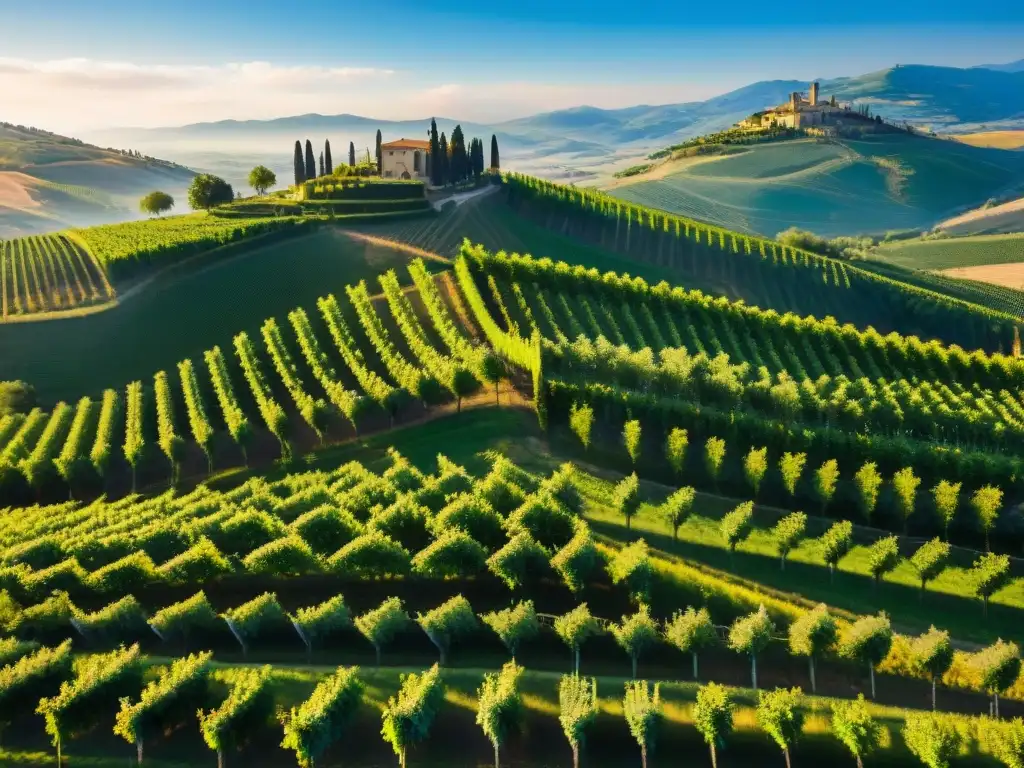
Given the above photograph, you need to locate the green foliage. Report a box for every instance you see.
[149,592,220,645]
[831,695,882,765]
[114,652,212,759]
[476,661,524,765]
[744,446,769,497]
[505,494,576,550]
[911,627,954,683]
[482,600,540,658]
[558,675,599,766]
[665,606,717,679]
[87,550,158,595]
[623,419,642,464]
[188,174,234,210]
[624,680,662,762]
[839,614,893,697]
[865,535,902,585]
[971,485,1004,550]
[788,604,837,658]
[198,666,274,761]
[693,682,733,768]
[903,712,964,768]
[662,486,696,540]
[551,521,603,593]
[486,532,550,589]
[243,535,319,575]
[417,595,477,664]
[820,520,854,574]
[223,593,289,648]
[430,493,504,551]
[380,664,444,768]
[76,595,149,645]
[157,537,232,585]
[554,604,601,674]
[248,165,277,195]
[815,459,840,511]
[771,512,807,568]
[971,640,1022,696]
[608,538,655,603]
[355,597,410,665]
[728,604,775,657]
[413,529,489,577]
[291,505,363,556]
[756,687,805,761]
[611,604,660,679]
[666,427,688,475]
[139,191,174,216]
[37,644,143,754]
[613,472,642,529]
[0,640,73,730]
[971,552,1012,610]
[853,462,883,522]
[280,666,363,768]
[909,538,952,593]
[932,480,961,539]
[704,436,726,485]
[0,381,36,417]
[892,467,921,532]
[293,595,351,649]
[779,452,806,498]
[982,717,1024,768]
[328,531,412,577]
[720,501,754,553]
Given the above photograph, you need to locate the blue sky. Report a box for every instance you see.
[1,0,1021,131]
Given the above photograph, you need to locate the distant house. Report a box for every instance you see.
[739,82,851,130]
[380,139,430,180]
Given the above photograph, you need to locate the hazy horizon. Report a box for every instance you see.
[1,1,1022,135]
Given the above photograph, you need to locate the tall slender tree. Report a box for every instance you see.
[349,141,356,168]
[319,151,325,178]
[304,139,316,180]
[293,140,306,185]
[491,134,500,170]
[450,125,467,183]
[376,129,383,175]
[429,119,440,186]
[324,139,333,175]
[439,132,449,186]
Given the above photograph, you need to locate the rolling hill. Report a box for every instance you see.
[0,123,196,237]
[608,134,1024,238]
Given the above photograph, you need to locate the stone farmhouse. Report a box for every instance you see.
[380,139,430,180]
[740,82,853,130]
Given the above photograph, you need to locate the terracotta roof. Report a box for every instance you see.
[381,138,430,150]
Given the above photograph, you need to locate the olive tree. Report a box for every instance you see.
[661,486,696,541]
[139,191,174,216]
[909,538,951,599]
[481,601,540,661]
[865,535,901,588]
[613,473,642,530]
[772,512,807,571]
[248,165,277,196]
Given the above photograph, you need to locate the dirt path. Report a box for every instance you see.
[341,230,451,264]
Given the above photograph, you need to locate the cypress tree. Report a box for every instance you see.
[293,140,306,185]
[324,139,333,175]
[439,132,449,186]
[491,134,500,170]
[304,139,316,180]
[349,141,356,168]
[449,125,467,183]
[375,129,383,175]
[319,151,325,178]
[428,119,440,186]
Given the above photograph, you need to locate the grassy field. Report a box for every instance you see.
[609,135,1024,238]
[871,232,1024,270]
[0,227,432,403]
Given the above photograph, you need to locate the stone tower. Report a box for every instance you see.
[809,81,819,106]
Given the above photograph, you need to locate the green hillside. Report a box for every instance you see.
[872,232,1024,270]
[610,135,1024,238]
